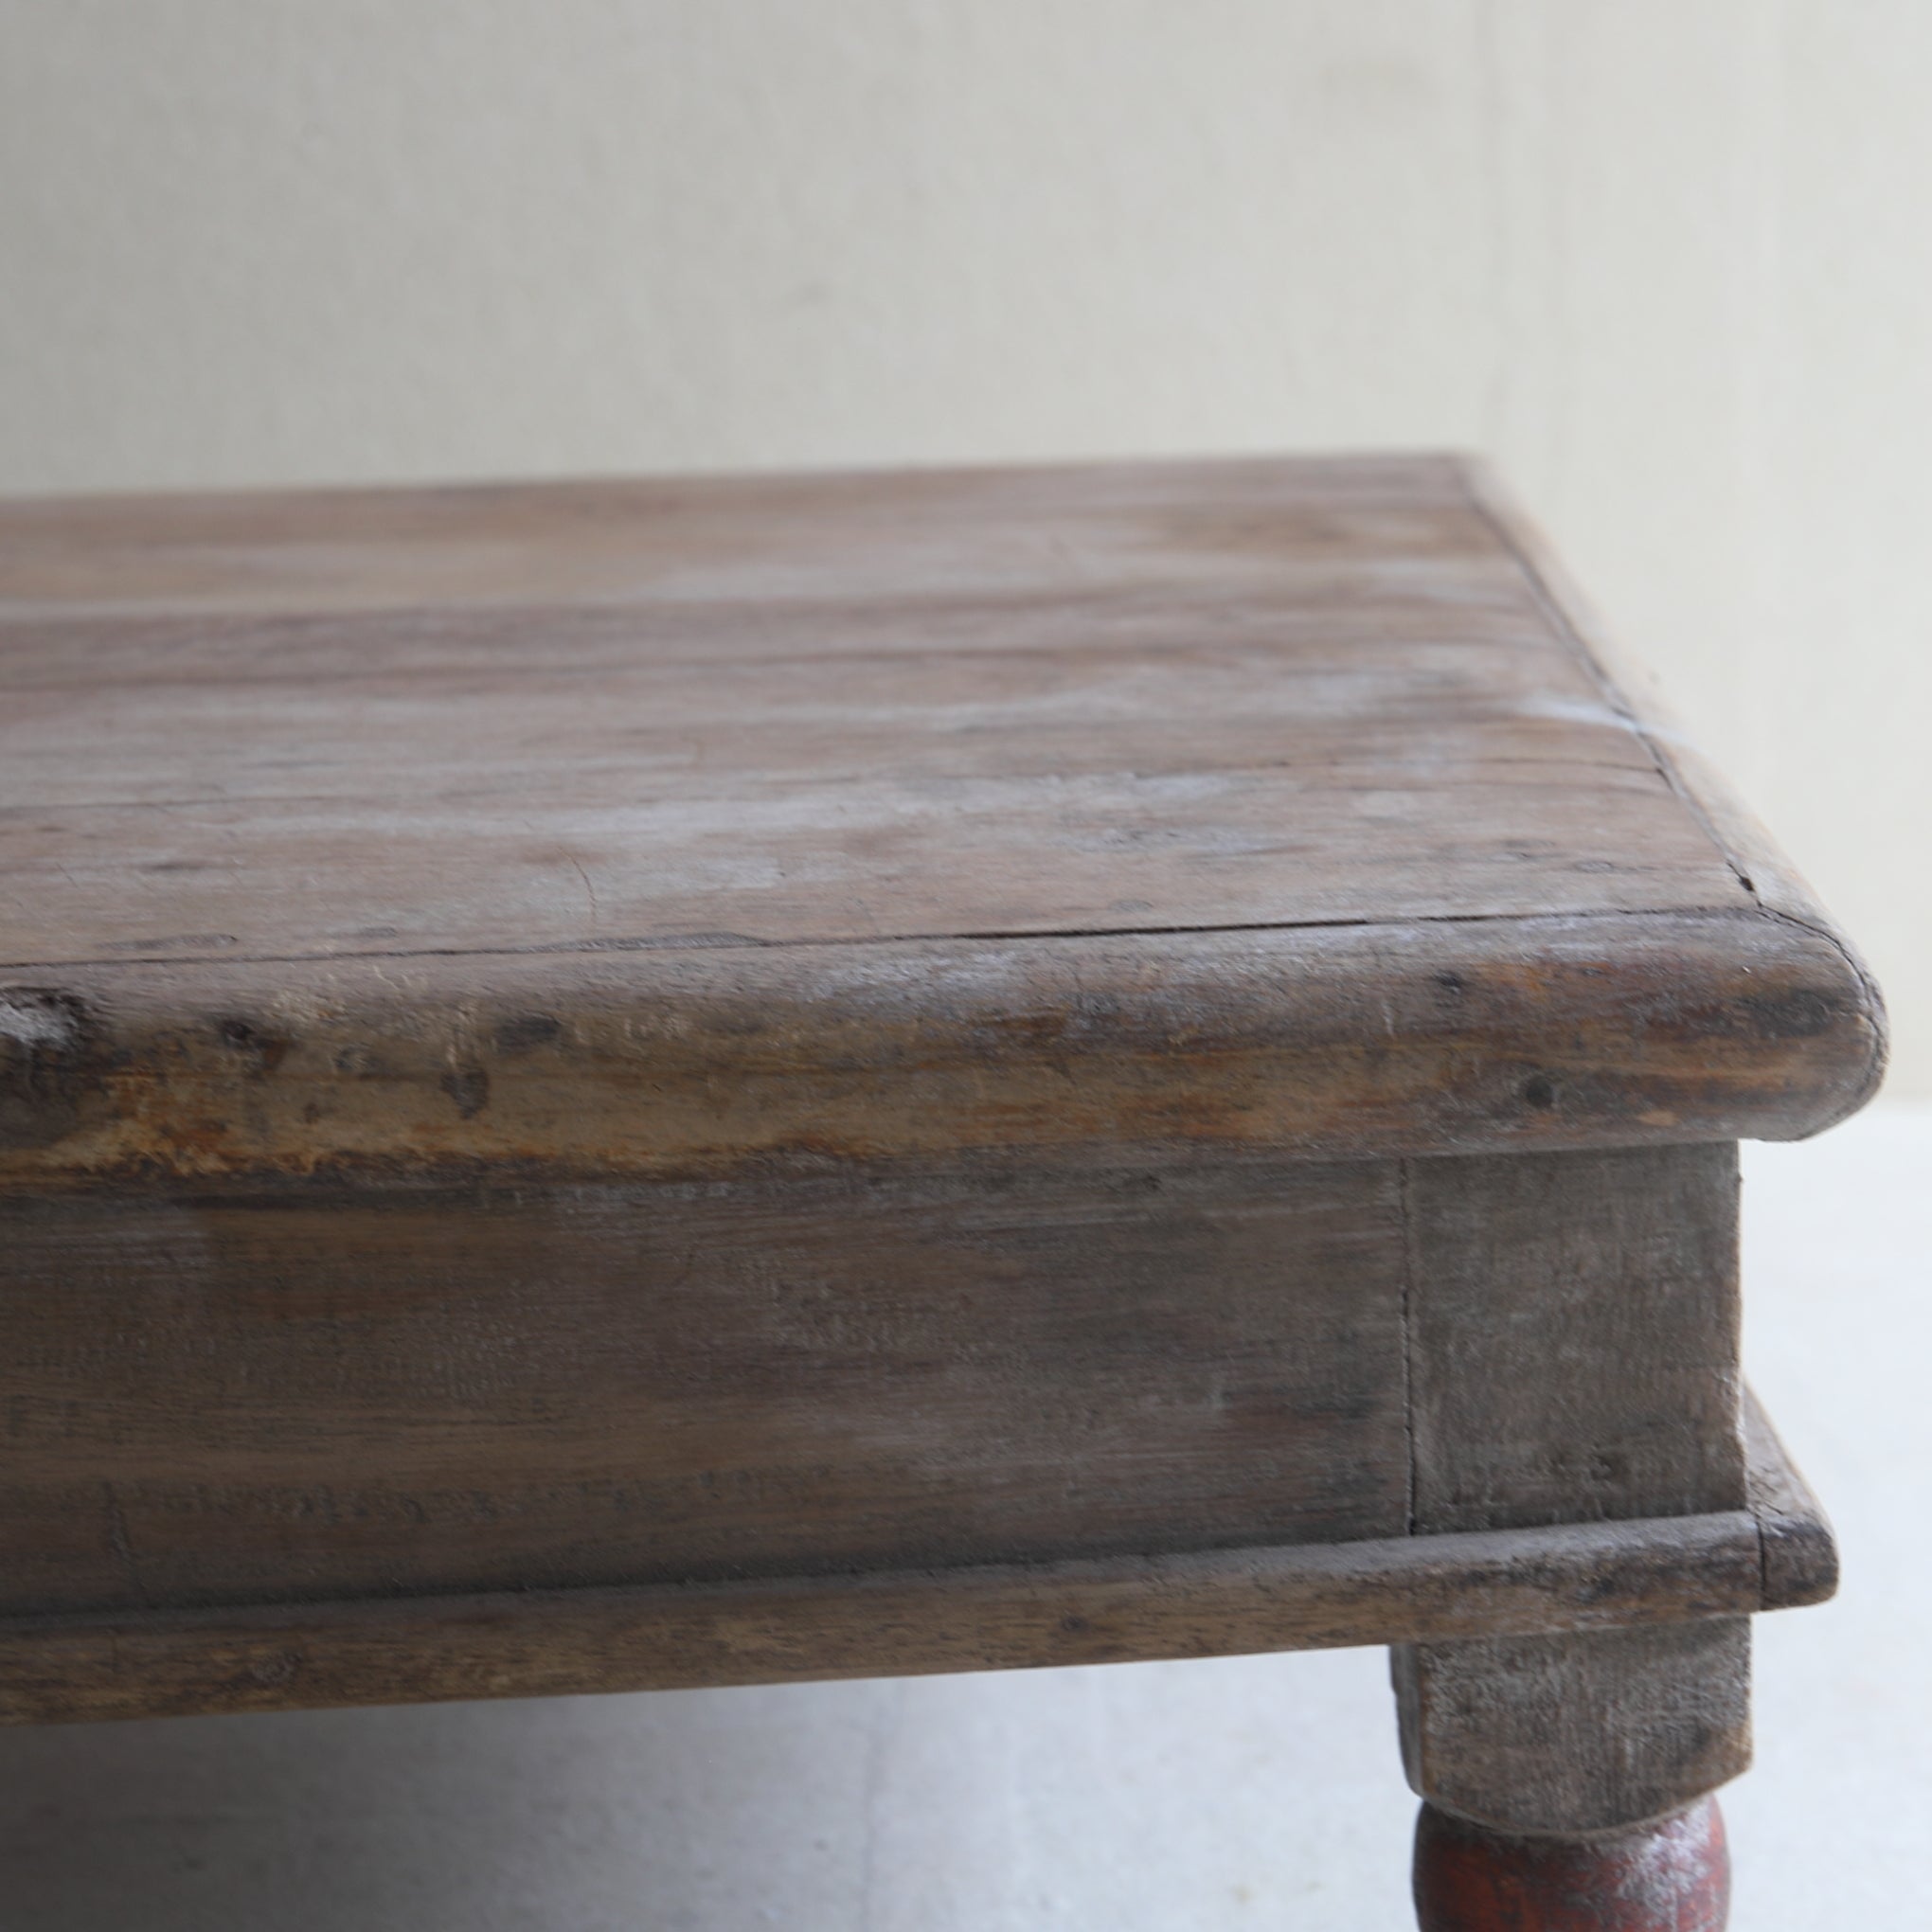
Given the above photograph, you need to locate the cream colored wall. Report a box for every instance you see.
[3,2,1926,1092]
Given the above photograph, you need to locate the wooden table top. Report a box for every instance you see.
[0,455,1884,1184]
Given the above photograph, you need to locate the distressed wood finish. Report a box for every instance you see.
[1393,1141,1753,1838]
[0,455,1872,1800]
[1403,1143,1745,1535]
[0,455,1885,1190]
[1742,1386,1838,1610]
[0,1160,1413,1616]
[0,1148,1773,1642]
[0,1398,1833,1726]
[1394,1621,1752,1838]
[0,913,1875,1188]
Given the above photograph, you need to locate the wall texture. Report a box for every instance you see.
[2,1,1925,1091]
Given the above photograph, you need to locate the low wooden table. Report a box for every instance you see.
[0,456,1882,1928]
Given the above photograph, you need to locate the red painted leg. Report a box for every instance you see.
[1413,1797,1729,1932]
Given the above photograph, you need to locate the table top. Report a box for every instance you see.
[0,455,1885,1185]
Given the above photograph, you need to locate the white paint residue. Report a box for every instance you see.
[0,995,76,1051]
[1508,694,1642,733]
[1512,693,1708,756]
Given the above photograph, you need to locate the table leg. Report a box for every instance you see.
[1392,1619,1748,1930]
[1413,1795,1728,1931]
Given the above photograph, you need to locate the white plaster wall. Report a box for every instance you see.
[3,1,1926,1088]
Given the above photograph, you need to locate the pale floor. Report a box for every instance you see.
[2,1106,1926,1929]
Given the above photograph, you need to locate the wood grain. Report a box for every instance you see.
[1391,1142,1756,1835]
[0,454,1883,1183]
[1463,461,1888,1142]
[0,456,1568,622]
[1403,1143,1745,1533]
[0,1160,1410,1616]
[1393,1621,1751,1838]
[0,911,1879,1188]
[0,1148,1792,1628]
[1742,1386,1837,1611]
[0,456,1860,1757]
[0,1403,1829,1726]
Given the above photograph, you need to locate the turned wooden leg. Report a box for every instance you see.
[1393,1620,1749,1931]
[1414,1796,1730,1932]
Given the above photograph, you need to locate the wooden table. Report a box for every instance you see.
[0,456,1882,1929]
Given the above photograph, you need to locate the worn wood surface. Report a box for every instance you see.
[1391,1140,1756,1835]
[0,1147,1759,1628]
[1466,460,1886,1149]
[0,455,1885,1185]
[0,1159,1411,1617]
[0,457,1863,1745]
[1742,1386,1838,1611]
[0,1396,1829,1726]
[1414,1796,1730,1932]
[0,911,1878,1189]
[1404,1143,1744,1533]
[1394,1621,1752,1838]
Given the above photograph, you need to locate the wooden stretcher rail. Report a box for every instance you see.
[0,1392,1830,1726]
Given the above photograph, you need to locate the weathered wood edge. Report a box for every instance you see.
[0,456,1884,1183]
[0,906,1880,1189]
[1460,456,1888,1138]
[1742,1386,1838,1610]
[0,1399,1834,1726]
[1388,1390,1834,1837]
[0,1514,1765,1726]
[0,450,1472,572]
